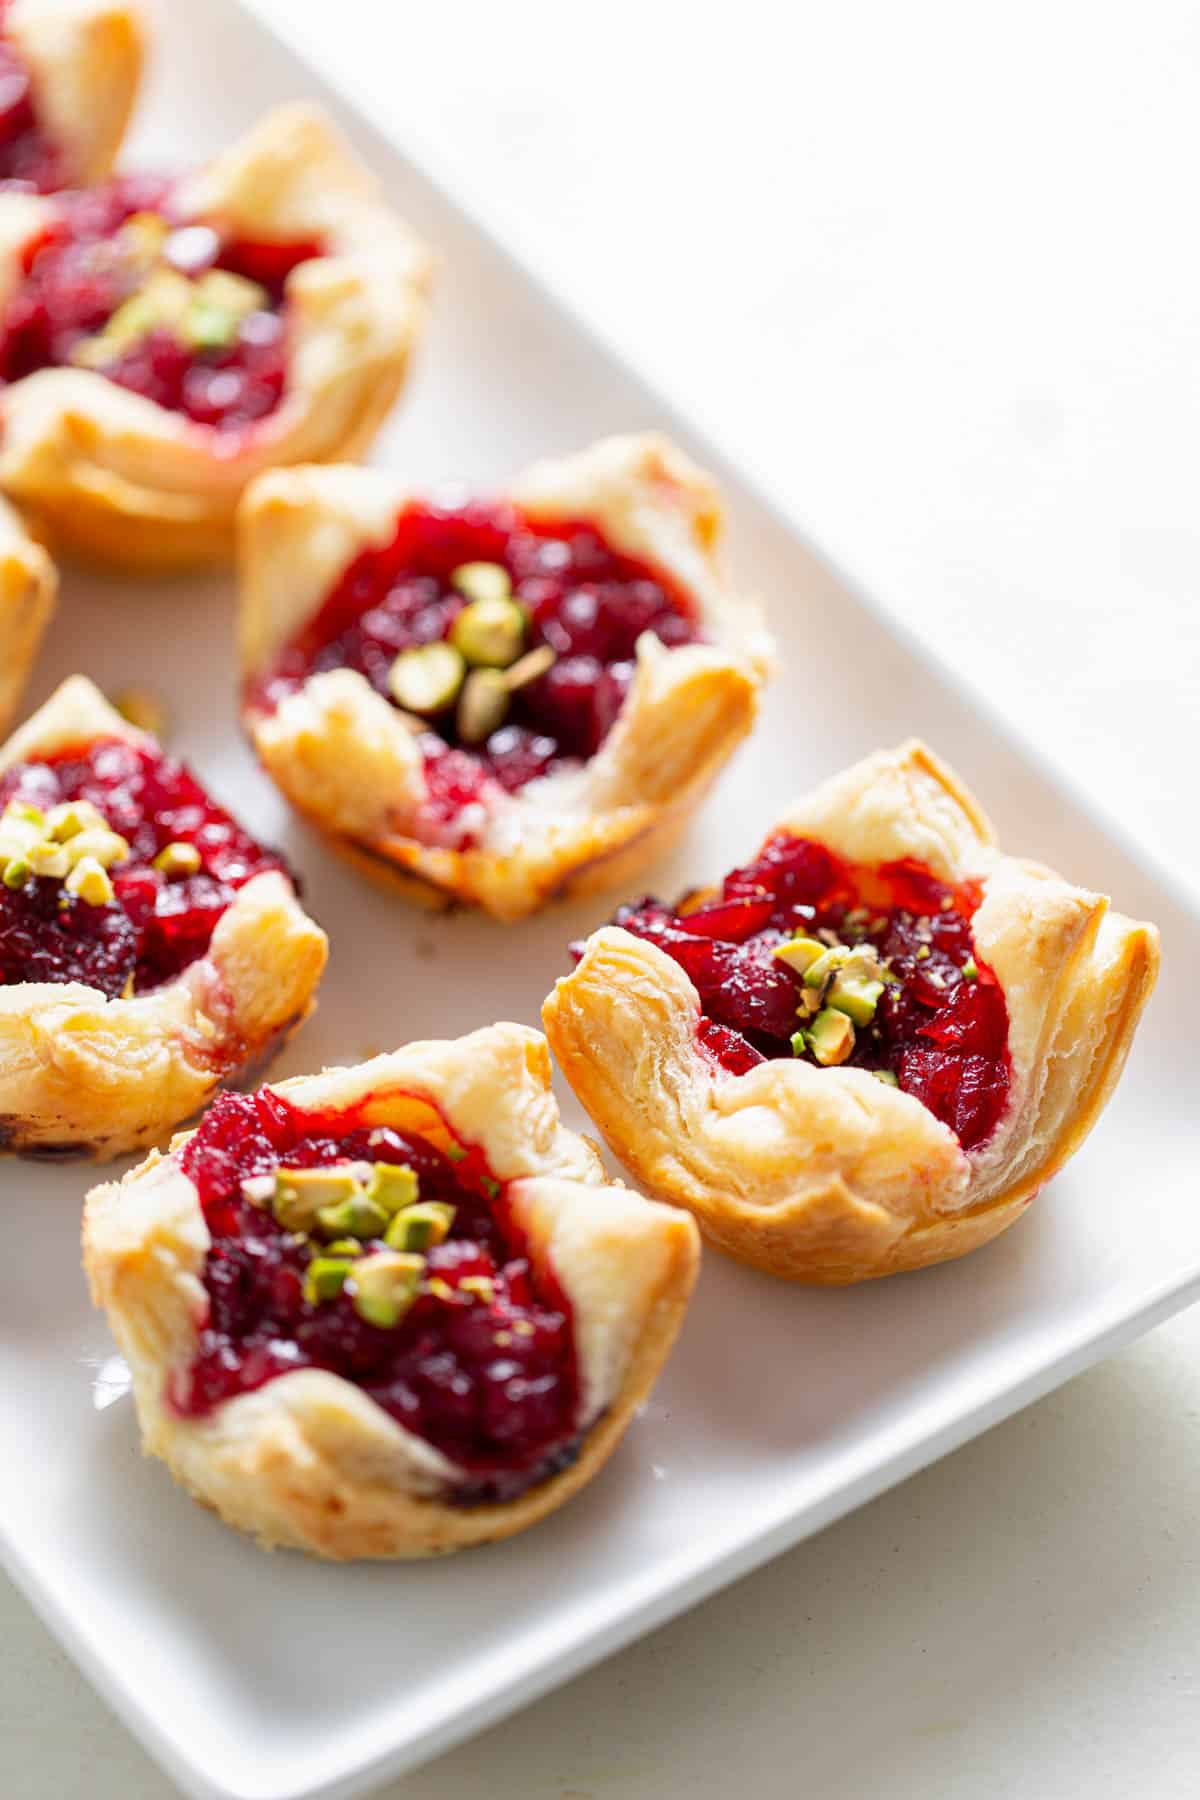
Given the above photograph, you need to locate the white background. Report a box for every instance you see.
[5,1,1200,1794]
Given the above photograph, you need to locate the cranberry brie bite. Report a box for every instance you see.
[238,434,772,920]
[544,742,1159,1283]
[0,675,326,1157]
[84,1026,700,1558]
[0,102,430,568]
[0,491,54,730]
[0,0,143,194]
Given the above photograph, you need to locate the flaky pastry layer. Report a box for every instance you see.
[543,741,1160,1282]
[0,495,55,732]
[0,103,431,568]
[83,1025,701,1557]
[8,0,144,187]
[238,433,773,920]
[0,675,327,1157]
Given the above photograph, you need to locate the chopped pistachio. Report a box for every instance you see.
[315,1193,390,1242]
[272,1166,362,1233]
[801,946,848,990]
[388,641,466,714]
[153,840,202,878]
[445,1143,468,1164]
[790,1029,809,1056]
[449,595,527,669]
[1,856,31,890]
[456,667,510,744]
[503,644,556,692]
[323,1238,365,1258]
[774,935,826,977]
[182,270,268,351]
[450,561,512,606]
[425,1275,458,1304]
[240,1174,277,1206]
[384,1201,455,1253]
[5,802,44,828]
[916,945,931,961]
[44,800,106,843]
[459,1274,495,1302]
[72,268,193,367]
[871,1069,900,1087]
[27,841,69,879]
[303,1257,355,1306]
[364,1162,419,1215]
[961,957,979,981]
[480,1175,501,1200]
[807,1007,856,1067]
[350,1251,425,1328]
[64,826,130,871]
[827,970,885,1027]
[64,856,115,906]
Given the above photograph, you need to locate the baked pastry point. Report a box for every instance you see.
[0,102,430,568]
[0,492,55,730]
[0,675,326,1157]
[237,434,773,920]
[543,741,1160,1283]
[0,0,144,192]
[83,1026,701,1558]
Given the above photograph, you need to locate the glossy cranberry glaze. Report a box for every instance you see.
[253,499,703,807]
[174,1089,581,1502]
[602,834,1011,1152]
[0,175,321,427]
[0,738,287,996]
[0,6,62,193]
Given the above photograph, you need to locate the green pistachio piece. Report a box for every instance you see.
[801,946,848,990]
[364,1162,419,1215]
[388,641,466,714]
[774,935,826,977]
[44,800,106,843]
[456,667,510,745]
[272,1166,362,1233]
[5,801,44,828]
[871,1069,900,1087]
[350,1251,425,1328]
[315,1194,390,1241]
[64,856,115,906]
[450,561,512,606]
[1,856,32,890]
[480,1175,501,1200]
[449,595,527,669]
[303,1257,355,1305]
[384,1201,455,1253]
[324,1238,365,1258]
[27,841,69,879]
[153,841,202,878]
[790,1029,809,1056]
[64,827,130,871]
[182,270,268,351]
[827,971,885,1027]
[504,644,556,692]
[806,1007,856,1067]
[961,957,979,981]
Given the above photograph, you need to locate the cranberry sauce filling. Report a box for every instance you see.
[0,738,288,997]
[0,4,62,193]
[599,834,1011,1152]
[252,499,703,815]
[174,1088,581,1504]
[0,174,322,427]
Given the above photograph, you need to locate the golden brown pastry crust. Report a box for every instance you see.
[0,675,327,1157]
[0,103,431,569]
[0,495,56,732]
[7,0,144,186]
[543,741,1160,1283]
[83,1025,701,1558]
[237,435,774,920]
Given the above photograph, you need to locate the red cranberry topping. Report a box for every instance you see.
[0,174,320,428]
[0,11,63,194]
[174,1089,581,1503]
[251,500,703,814]
[0,739,288,996]
[597,835,1011,1152]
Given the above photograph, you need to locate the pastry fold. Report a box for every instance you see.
[0,676,327,1157]
[0,103,431,568]
[543,741,1160,1282]
[238,433,773,919]
[84,1025,701,1558]
[7,0,144,186]
[0,495,55,732]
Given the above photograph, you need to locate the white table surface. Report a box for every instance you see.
[6,1,1200,1794]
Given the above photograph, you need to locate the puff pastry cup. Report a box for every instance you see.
[237,433,773,921]
[0,675,327,1157]
[0,493,55,731]
[543,741,1160,1283]
[0,102,431,568]
[83,1025,701,1559]
[1,0,144,191]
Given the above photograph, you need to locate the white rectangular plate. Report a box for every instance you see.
[3,4,1198,1798]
